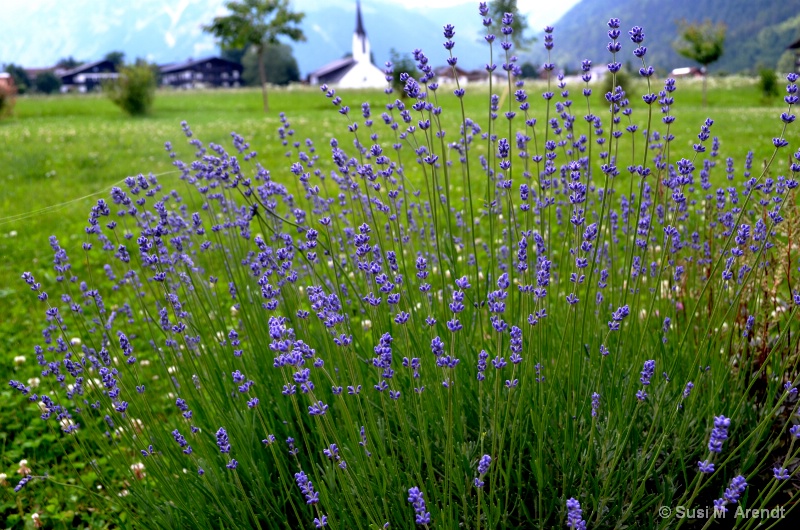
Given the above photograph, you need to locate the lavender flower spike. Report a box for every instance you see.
[474,454,492,487]
[566,498,587,529]
[708,415,731,453]
[713,475,747,513]
[407,487,431,525]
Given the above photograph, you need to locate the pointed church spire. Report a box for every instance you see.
[355,0,366,37]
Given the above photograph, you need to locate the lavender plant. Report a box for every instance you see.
[9,3,800,528]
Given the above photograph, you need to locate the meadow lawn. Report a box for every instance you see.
[0,77,796,527]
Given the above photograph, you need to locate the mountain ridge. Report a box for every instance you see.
[539,0,800,75]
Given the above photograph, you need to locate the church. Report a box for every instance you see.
[307,1,387,89]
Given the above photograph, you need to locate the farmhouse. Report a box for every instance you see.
[59,60,118,92]
[307,0,386,89]
[159,57,243,89]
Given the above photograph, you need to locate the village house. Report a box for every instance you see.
[58,59,118,92]
[159,57,243,89]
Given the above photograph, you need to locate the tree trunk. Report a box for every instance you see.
[702,69,707,107]
[257,45,268,113]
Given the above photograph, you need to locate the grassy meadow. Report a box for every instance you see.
[0,79,791,347]
[1,75,799,528]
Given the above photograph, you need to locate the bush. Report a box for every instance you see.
[105,65,156,116]
[0,82,15,118]
[759,68,780,99]
[33,71,62,94]
[599,66,636,104]
[7,10,800,530]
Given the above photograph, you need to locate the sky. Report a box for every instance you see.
[0,0,582,69]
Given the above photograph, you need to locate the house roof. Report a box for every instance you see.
[160,56,242,73]
[58,60,114,78]
[788,36,800,50]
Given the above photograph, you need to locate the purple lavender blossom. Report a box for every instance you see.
[566,498,586,529]
[407,487,431,525]
[698,460,715,473]
[708,415,731,453]
[295,470,320,504]
[713,475,746,513]
[216,427,231,453]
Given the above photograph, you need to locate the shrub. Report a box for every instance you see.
[759,67,780,99]
[105,65,156,116]
[33,71,62,95]
[7,9,800,530]
[599,65,636,103]
[0,81,16,118]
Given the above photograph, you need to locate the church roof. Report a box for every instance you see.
[307,57,358,84]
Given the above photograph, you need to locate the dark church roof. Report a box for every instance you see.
[308,57,357,84]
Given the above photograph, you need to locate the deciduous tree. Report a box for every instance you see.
[674,19,726,106]
[488,0,534,51]
[204,0,305,112]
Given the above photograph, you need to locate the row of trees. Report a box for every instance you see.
[3,65,61,94]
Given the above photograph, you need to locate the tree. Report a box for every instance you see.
[34,71,62,94]
[674,19,726,106]
[388,49,416,98]
[105,64,156,116]
[489,0,534,51]
[221,47,248,65]
[4,64,30,94]
[104,51,126,69]
[204,0,305,112]
[242,43,299,86]
[519,62,537,79]
[56,57,83,69]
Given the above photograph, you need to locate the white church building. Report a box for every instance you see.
[307,1,386,89]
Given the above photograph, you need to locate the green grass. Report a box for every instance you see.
[0,77,797,528]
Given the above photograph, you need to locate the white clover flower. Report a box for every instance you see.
[13,355,26,365]
[17,459,31,476]
[139,359,150,367]
[70,337,81,346]
[130,462,146,480]
[168,366,177,374]
[362,319,372,330]
[27,377,40,388]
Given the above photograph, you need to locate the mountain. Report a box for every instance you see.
[0,0,505,78]
[534,0,800,75]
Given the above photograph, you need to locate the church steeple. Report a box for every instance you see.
[352,0,370,62]
[355,0,366,37]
